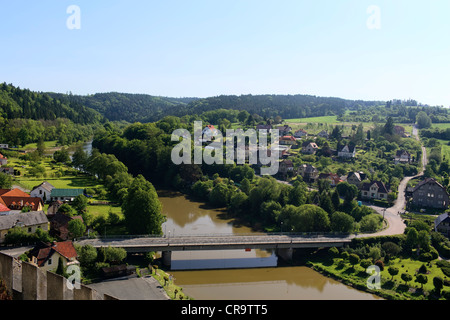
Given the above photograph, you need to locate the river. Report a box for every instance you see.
[158,190,380,300]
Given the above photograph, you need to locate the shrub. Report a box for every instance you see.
[419,252,434,262]
[360,259,372,270]
[375,260,384,271]
[418,264,428,274]
[328,247,339,257]
[341,251,349,260]
[401,272,413,285]
[388,266,399,280]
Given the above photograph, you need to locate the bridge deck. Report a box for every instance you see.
[76,234,355,252]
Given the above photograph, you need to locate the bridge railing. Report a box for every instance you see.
[77,232,354,241]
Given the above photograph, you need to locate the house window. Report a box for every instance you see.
[28,227,32,233]
[48,258,52,265]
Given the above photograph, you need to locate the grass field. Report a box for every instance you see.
[309,255,448,300]
[432,123,450,130]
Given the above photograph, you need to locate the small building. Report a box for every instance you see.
[30,181,55,203]
[318,173,341,187]
[279,136,297,146]
[394,150,411,164]
[256,124,272,132]
[435,213,450,238]
[0,153,8,166]
[301,142,319,155]
[0,167,14,175]
[49,213,84,241]
[202,125,219,139]
[50,189,85,202]
[298,164,319,183]
[361,181,389,201]
[279,160,294,174]
[346,171,367,188]
[317,131,329,139]
[47,200,64,217]
[294,129,308,138]
[27,241,79,272]
[411,178,450,209]
[276,125,292,136]
[338,145,356,158]
[0,144,9,149]
[0,211,49,244]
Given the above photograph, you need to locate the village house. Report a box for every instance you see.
[0,167,14,175]
[317,130,329,139]
[279,159,294,175]
[50,189,85,202]
[276,125,292,136]
[298,164,319,183]
[0,153,7,166]
[394,150,411,164]
[361,181,389,201]
[201,125,218,140]
[346,171,367,188]
[30,181,55,203]
[256,124,272,132]
[0,210,49,244]
[49,213,84,241]
[0,144,9,149]
[279,135,297,146]
[27,241,79,272]
[294,129,308,138]
[411,178,450,209]
[302,142,319,155]
[0,188,44,211]
[338,145,356,158]
[434,213,450,238]
[318,173,341,187]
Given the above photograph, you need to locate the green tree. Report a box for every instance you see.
[122,175,165,235]
[53,147,71,164]
[415,274,428,289]
[388,266,399,280]
[416,111,432,129]
[330,211,355,233]
[0,172,12,189]
[433,276,444,296]
[68,219,86,238]
[72,194,88,214]
[104,246,127,265]
[77,244,98,268]
[401,272,413,285]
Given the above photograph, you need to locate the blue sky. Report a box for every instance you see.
[1,0,449,106]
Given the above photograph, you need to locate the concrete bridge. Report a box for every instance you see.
[76,233,354,268]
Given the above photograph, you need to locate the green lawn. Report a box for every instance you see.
[432,123,450,130]
[285,116,338,124]
[309,255,448,300]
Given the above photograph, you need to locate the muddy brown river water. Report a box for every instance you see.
[158,190,380,300]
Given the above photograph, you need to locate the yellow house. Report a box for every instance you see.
[0,211,49,244]
[28,241,79,272]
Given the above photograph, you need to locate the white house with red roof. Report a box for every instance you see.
[0,153,7,166]
[27,241,79,272]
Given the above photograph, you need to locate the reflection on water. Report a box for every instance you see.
[158,190,380,300]
[159,189,277,270]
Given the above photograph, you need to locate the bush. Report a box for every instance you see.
[360,259,372,270]
[375,260,384,271]
[419,252,434,262]
[328,247,339,257]
[418,264,428,274]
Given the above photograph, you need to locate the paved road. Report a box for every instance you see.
[365,124,427,237]
[88,275,170,300]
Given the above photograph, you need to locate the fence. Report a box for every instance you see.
[0,251,118,300]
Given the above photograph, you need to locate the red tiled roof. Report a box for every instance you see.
[53,241,78,259]
[0,203,9,212]
[1,196,43,211]
[1,188,30,198]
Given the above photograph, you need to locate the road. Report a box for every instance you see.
[366,124,427,237]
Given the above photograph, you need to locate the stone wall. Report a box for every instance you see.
[0,251,118,300]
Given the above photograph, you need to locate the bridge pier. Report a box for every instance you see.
[276,248,293,262]
[162,251,172,269]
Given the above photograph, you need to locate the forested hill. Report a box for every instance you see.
[0,83,102,124]
[49,92,198,123]
[184,95,382,120]
[50,92,384,123]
